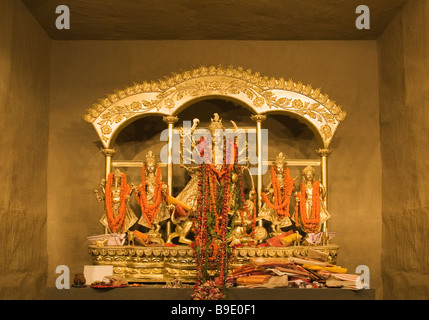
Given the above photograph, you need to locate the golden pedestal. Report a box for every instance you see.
[88,244,340,283]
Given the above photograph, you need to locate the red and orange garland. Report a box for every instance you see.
[135,165,167,228]
[104,172,130,233]
[294,180,321,233]
[261,166,294,219]
[192,138,250,300]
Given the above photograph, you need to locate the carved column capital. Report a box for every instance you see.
[250,114,267,123]
[101,148,116,157]
[163,115,179,125]
[316,148,332,157]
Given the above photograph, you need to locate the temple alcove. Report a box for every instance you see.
[8,0,429,300]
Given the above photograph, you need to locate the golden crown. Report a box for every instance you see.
[208,113,224,135]
[274,152,287,165]
[145,151,156,165]
[302,166,315,176]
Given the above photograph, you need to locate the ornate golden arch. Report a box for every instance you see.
[84,65,347,221]
[83,65,346,149]
[84,65,349,246]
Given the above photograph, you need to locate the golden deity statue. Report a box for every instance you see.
[175,114,227,209]
[294,166,330,234]
[166,114,226,245]
[166,204,194,245]
[96,169,138,234]
[167,113,248,245]
[134,151,170,244]
[174,166,200,214]
[259,152,295,237]
[229,190,257,246]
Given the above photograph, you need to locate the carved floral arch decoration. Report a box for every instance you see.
[83,65,346,148]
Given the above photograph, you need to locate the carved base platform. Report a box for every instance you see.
[88,244,340,283]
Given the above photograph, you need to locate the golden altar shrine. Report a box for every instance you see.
[88,244,340,283]
[83,65,346,285]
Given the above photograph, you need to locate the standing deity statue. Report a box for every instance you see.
[96,169,138,234]
[259,152,295,237]
[134,151,170,244]
[294,166,330,234]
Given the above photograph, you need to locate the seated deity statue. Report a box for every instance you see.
[293,166,330,234]
[259,152,295,237]
[96,169,138,234]
[134,151,170,244]
[228,190,257,246]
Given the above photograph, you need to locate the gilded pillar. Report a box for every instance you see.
[163,115,179,236]
[315,148,332,206]
[251,114,267,226]
[100,148,116,234]
[101,148,116,180]
[316,147,332,243]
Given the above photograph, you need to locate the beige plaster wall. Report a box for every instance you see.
[379,0,429,299]
[47,40,383,296]
[0,0,50,299]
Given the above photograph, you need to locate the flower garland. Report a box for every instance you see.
[193,163,231,299]
[208,241,220,262]
[105,172,130,233]
[191,279,225,300]
[135,165,166,228]
[192,139,248,300]
[261,166,294,218]
[193,162,209,294]
[218,166,230,282]
[196,136,235,179]
[294,180,321,233]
